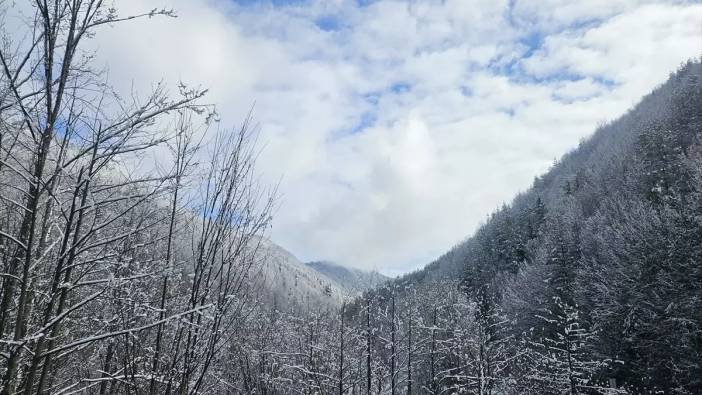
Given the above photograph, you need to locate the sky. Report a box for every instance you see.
[8,0,701,276]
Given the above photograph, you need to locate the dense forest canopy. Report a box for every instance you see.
[0,1,700,394]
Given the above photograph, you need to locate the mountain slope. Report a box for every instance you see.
[305,261,388,294]
[250,240,387,312]
[250,239,346,312]
[381,59,702,392]
[407,59,701,285]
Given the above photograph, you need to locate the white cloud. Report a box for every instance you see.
[12,0,698,275]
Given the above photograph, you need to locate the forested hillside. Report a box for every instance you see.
[306,261,388,294]
[0,1,699,394]
[252,238,346,312]
[342,59,702,394]
[250,240,387,312]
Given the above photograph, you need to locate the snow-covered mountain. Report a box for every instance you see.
[250,238,344,312]
[249,239,385,312]
[305,261,388,294]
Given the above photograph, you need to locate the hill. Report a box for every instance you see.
[250,238,346,312]
[368,58,702,393]
[250,240,388,312]
[305,261,388,294]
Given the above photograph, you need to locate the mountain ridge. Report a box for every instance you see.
[305,260,389,294]
[250,238,388,312]
[364,58,702,392]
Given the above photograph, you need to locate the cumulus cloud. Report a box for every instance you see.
[17,0,700,275]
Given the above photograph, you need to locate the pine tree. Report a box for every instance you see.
[527,296,602,394]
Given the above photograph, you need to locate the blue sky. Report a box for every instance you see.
[69,0,702,275]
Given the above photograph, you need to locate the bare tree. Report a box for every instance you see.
[164,117,274,394]
[0,2,256,394]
